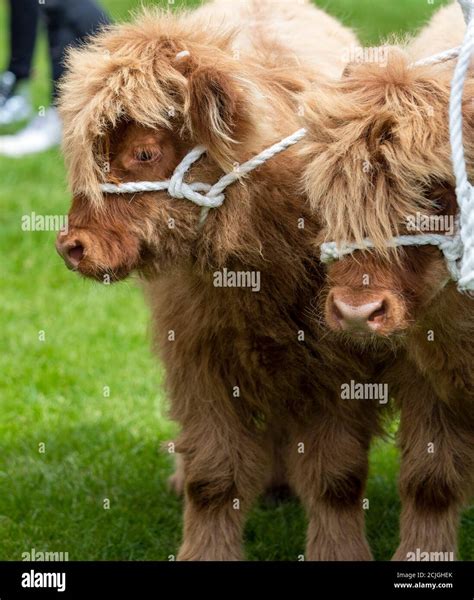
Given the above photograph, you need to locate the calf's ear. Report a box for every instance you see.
[184,65,255,169]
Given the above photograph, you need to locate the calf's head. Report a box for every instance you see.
[302,51,473,338]
[55,12,263,282]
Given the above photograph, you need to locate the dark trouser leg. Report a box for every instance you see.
[7,0,40,80]
[42,0,111,101]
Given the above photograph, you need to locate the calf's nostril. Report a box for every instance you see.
[368,302,386,322]
[67,244,84,265]
[332,302,344,322]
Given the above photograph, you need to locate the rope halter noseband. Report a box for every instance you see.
[100,0,474,293]
[100,128,307,226]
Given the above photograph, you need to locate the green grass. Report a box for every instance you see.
[0,0,472,561]
[318,0,450,44]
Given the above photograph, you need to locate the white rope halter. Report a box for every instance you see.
[321,233,464,282]
[100,3,474,293]
[320,0,474,294]
[100,128,307,225]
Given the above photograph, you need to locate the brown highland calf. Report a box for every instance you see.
[55,1,383,560]
[302,3,474,560]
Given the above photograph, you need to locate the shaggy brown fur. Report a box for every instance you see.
[55,1,384,560]
[302,2,474,560]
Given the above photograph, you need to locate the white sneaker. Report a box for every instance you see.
[0,108,62,157]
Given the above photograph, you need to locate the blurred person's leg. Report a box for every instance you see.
[0,0,38,125]
[8,0,39,80]
[0,0,110,157]
[44,0,110,102]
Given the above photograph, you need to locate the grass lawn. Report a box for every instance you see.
[0,0,472,561]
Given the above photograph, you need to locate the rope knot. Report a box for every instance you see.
[168,179,225,208]
[168,168,185,199]
[435,235,463,281]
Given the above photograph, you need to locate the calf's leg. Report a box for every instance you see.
[176,416,270,561]
[287,407,376,561]
[393,385,474,560]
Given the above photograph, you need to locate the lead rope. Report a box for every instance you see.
[449,0,474,291]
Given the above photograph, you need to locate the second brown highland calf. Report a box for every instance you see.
[302,3,474,560]
[55,1,385,560]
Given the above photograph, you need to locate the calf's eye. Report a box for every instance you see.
[134,147,161,163]
[422,182,457,216]
[431,185,457,215]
